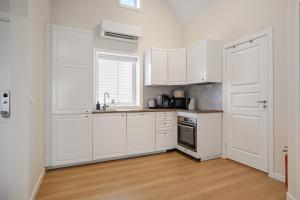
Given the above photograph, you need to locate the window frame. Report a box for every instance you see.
[118,0,142,11]
[93,49,142,110]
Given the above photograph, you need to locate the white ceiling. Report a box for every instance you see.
[167,0,218,24]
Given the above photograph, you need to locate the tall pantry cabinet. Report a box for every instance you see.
[45,25,93,167]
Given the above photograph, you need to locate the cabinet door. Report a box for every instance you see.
[156,131,173,151]
[187,42,206,84]
[168,49,187,85]
[93,113,127,160]
[53,25,91,66]
[127,112,156,155]
[53,67,91,114]
[151,48,168,85]
[52,114,92,166]
[51,25,93,114]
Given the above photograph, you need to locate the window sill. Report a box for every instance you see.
[118,4,142,12]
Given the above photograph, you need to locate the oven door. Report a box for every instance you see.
[178,123,197,152]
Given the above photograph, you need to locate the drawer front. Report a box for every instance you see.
[156,120,173,126]
[156,112,173,119]
[156,123,173,131]
[156,130,173,135]
[156,116,173,122]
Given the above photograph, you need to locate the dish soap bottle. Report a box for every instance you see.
[96,101,101,111]
[110,99,116,110]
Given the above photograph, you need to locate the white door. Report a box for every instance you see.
[168,48,187,85]
[51,25,93,114]
[0,18,10,200]
[127,112,156,155]
[187,42,206,84]
[93,113,127,160]
[225,36,269,172]
[52,114,92,166]
[152,48,168,85]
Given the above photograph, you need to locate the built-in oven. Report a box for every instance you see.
[177,116,197,152]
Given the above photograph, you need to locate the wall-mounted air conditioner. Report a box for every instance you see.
[100,20,142,43]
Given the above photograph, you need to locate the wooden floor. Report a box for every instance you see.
[36,151,286,200]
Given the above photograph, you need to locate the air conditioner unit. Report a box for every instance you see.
[100,20,142,43]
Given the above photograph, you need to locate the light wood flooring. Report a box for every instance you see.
[36,151,286,200]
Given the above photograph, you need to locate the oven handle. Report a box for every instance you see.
[178,123,196,129]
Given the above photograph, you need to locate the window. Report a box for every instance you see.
[118,0,141,10]
[95,52,140,107]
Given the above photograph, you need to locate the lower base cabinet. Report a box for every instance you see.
[156,132,173,151]
[155,112,174,151]
[127,112,156,155]
[93,113,127,160]
[51,114,92,166]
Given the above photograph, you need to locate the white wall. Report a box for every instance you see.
[27,0,50,198]
[287,0,300,199]
[183,0,288,178]
[50,0,183,52]
[3,0,50,199]
[8,0,30,199]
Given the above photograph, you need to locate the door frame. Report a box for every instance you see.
[222,29,275,178]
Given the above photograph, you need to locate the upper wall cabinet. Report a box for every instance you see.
[144,48,168,86]
[168,48,187,85]
[187,39,222,84]
[46,25,93,114]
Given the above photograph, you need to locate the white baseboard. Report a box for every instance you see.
[287,192,297,200]
[269,172,285,183]
[30,168,45,200]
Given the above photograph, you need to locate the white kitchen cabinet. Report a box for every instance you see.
[144,48,168,86]
[156,112,174,151]
[187,39,222,84]
[197,113,222,160]
[51,114,92,166]
[93,113,127,160]
[127,112,156,155]
[168,49,187,85]
[48,25,93,114]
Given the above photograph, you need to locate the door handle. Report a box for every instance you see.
[1,91,10,118]
[257,100,267,104]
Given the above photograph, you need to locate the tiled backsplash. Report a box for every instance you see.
[143,86,177,108]
[186,83,223,110]
[143,83,222,110]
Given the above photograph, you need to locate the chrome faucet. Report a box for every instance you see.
[103,92,110,110]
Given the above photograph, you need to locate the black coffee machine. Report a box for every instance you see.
[156,94,171,108]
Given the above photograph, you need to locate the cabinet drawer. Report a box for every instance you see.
[156,130,173,135]
[156,120,173,126]
[156,123,173,131]
[156,112,173,118]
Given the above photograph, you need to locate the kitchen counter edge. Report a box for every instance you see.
[92,109,223,114]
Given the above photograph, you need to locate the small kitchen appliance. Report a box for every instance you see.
[156,94,171,108]
[188,98,196,111]
[173,90,185,98]
[148,98,157,108]
[170,97,190,109]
